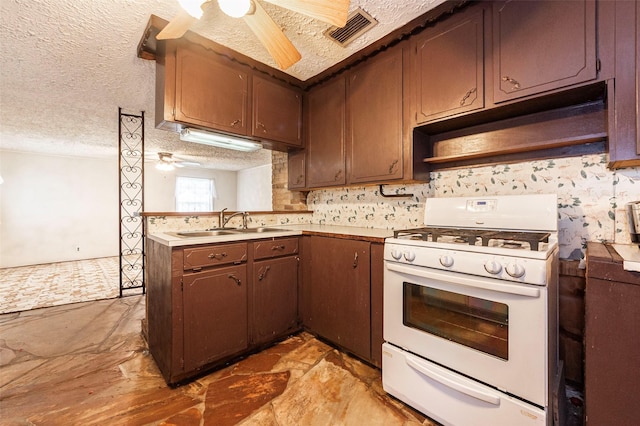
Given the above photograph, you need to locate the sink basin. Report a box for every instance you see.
[167,230,238,238]
[232,227,289,233]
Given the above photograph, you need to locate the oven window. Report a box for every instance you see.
[403,283,509,360]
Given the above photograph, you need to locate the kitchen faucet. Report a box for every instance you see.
[219,208,249,229]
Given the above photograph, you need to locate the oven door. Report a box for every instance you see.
[384,260,549,407]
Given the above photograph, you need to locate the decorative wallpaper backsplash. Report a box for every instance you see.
[145,153,638,265]
[308,154,640,262]
[145,212,313,234]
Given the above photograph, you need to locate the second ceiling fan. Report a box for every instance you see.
[157,0,350,70]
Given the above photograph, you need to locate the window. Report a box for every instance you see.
[175,177,217,212]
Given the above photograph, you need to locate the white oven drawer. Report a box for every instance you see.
[382,343,547,426]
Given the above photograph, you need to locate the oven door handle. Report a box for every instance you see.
[405,353,501,406]
[386,262,540,298]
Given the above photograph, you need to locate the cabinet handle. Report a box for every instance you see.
[460,87,477,106]
[334,170,343,181]
[208,252,228,260]
[353,252,359,268]
[230,119,241,127]
[272,245,286,251]
[256,121,268,133]
[388,159,399,174]
[501,76,521,90]
[228,274,242,286]
[258,266,271,281]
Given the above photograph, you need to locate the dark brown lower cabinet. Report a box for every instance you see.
[585,242,640,425]
[251,255,299,346]
[302,235,374,363]
[183,265,248,372]
[147,237,301,385]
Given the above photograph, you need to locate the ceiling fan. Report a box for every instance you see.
[156,0,350,70]
[146,152,201,171]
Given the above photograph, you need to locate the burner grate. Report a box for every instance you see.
[393,227,550,251]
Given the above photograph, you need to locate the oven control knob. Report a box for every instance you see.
[439,255,454,267]
[403,251,416,262]
[390,249,402,260]
[506,262,525,278]
[484,260,502,275]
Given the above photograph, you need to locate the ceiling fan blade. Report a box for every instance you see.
[156,10,198,40]
[262,0,350,27]
[243,1,301,70]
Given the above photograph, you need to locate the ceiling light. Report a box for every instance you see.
[180,128,262,152]
[218,0,252,18]
[156,162,175,171]
[178,0,206,19]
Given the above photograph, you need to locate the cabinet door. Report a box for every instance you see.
[413,7,485,124]
[348,48,404,183]
[287,150,306,189]
[306,236,371,360]
[252,75,302,147]
[182,264,248,372]
[174,45,249,134]
[609,0,640,168]
[251,256,299,346]
[306,77,346,188]
[493,0,596,103]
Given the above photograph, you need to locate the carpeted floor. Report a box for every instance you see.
[0,257,121,314]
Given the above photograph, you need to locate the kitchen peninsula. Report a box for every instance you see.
[146,223,392,385]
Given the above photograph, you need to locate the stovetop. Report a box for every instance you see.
[393,227,551,252]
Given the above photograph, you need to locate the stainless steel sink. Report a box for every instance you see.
[232,227,289,233]
[167,230,238,238]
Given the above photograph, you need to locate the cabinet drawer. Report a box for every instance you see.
[183,242,248,270]
[253,238,299,260]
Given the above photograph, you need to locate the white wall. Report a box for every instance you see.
[0,150,119,268]
[237,163,272,211]
[144,164,238,212]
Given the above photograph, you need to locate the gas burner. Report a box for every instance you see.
[480,231,550,251]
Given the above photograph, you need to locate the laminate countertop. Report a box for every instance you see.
[147,224,394,247]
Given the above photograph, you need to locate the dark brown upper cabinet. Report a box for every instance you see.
[347,47,404,184]
[412,6,485,125]
[287,150,306,190]
[608,0,640,168]
[173,43,250,135]
[305,77,347,188]
[252,75,303,148]
[156,41,303,151]
[492,0,597,103]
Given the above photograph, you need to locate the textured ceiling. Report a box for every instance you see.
[0,0,446,171]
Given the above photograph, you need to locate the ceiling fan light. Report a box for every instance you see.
[218,0,252,18]
[156,162,175,171]
[178,0,206,19]
[180,128,262,152]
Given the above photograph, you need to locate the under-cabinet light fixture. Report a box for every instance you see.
[179,128,262,152]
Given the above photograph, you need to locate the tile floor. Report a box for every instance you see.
[0,259,584,425]
[0,257,122,314]
[0,296,437,425]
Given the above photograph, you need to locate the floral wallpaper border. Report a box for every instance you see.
[308,154,640,262]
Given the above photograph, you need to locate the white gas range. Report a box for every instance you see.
[383,194,560,426]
